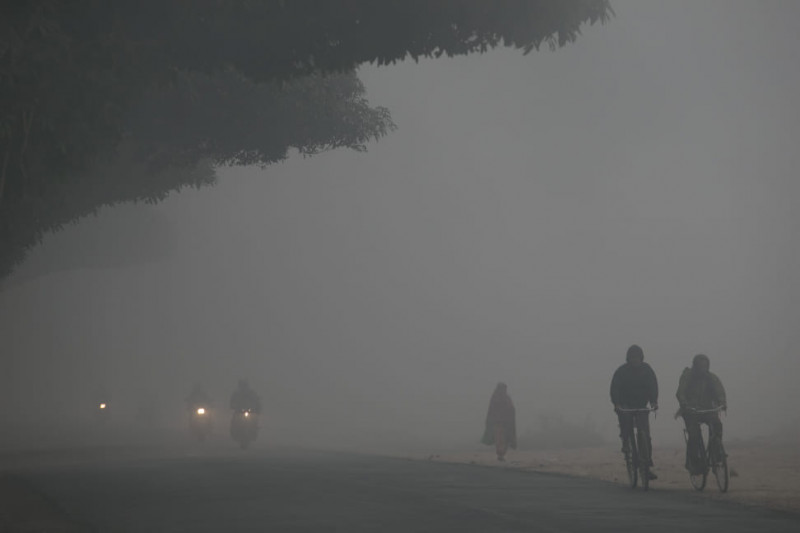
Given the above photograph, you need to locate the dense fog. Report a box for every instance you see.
[1,0,798,453]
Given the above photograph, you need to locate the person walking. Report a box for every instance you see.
[481,382,517,461]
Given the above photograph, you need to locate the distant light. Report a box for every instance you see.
[197,408,205,415]
[244,412,250,417]
[99,403,107,409]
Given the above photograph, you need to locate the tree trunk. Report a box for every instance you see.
[0,147,10,203]
[20,107,36,182]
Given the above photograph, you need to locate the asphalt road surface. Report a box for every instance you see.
[3,447,799,532]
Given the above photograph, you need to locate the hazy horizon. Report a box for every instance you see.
[1,0,798,453]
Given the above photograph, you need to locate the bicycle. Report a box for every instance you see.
[616,406,657,491]
[681,405,728,493]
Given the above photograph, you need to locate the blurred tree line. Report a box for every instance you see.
[0,0,611,279]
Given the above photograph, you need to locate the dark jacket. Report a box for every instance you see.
[610,362,659,408]
[676,368,726,410]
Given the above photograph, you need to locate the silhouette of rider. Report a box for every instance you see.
[186,383,212,410]
[610,344,659,479]
[230,379,261,414]
[676,354,727,473]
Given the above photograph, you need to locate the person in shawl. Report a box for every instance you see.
[481,382,517,461]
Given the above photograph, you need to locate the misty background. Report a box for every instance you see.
[1,0,798,451]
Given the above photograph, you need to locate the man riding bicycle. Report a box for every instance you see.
[676,354,727,474]
[610,344,659,479]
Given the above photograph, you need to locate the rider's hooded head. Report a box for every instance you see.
[491,382,509,403]
[692,354,710,375]
[626,344,644,367]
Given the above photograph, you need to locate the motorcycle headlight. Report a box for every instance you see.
[244,412,250,417]
[99,403,107,409]
[197,408,205,415]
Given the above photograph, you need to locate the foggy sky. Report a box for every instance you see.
[1,0,798,450]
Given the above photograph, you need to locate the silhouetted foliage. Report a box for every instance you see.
[0,0,611,279]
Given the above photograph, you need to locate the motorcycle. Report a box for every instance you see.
[95,401,111,426]
[189,405,213,442]
[230,409,258,449]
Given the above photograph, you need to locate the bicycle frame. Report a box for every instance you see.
[616,407,656,491]
[681,406,728,492]
[684,406,725,463]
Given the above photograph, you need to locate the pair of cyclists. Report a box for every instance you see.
[610,345,727,480]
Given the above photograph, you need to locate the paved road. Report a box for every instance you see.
[4,448,799,532]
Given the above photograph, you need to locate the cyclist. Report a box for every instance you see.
[676,354,727,474]
[610,344,659,479]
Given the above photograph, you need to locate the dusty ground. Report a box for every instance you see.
[420,442,800,514]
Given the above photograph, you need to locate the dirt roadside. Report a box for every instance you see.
[422,443,800,514]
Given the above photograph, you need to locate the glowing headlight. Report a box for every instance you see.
[244,412,250,417]
[99,403,107,409]
[196,408,205,415]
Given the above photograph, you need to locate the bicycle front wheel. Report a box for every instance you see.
[637,429,651,492]
[626,450,638,489]
[712,453,729,493]
[688,437,708,491]
[689,469,707,491]
[640,464,650,491]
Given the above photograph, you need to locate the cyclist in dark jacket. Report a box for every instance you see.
[610,344,659,478]
[676,354,727,473]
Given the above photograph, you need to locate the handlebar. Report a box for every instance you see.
[684,406,726,414]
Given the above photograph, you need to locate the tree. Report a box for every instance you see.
[128,70,394,170]
[0,0,612,280]
[0,71,394,279]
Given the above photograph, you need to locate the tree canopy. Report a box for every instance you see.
[0,0,612,280]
